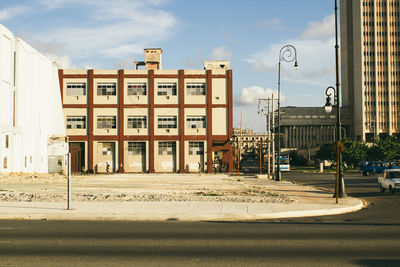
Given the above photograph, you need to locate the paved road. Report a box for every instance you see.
[0,219,399,266]
[1,171,399,266]
[280,171,400,224]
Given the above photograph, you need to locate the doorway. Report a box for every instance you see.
[69,142,85,173]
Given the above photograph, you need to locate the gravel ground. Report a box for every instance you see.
[0,172,295,203]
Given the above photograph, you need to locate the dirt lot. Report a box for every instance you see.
[0,172,294,203]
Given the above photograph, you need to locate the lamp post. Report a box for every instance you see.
[324,86,346,199]
[322,0,346,199]
[276,45,298,181]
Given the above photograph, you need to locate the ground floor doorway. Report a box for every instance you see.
[69,142,85,173]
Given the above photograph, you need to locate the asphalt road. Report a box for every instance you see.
[0,171,399,266]
[280,171,400,224]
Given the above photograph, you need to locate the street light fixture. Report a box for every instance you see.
[322,0,346,200]
[276,44,298,181]
[324,86,346,200]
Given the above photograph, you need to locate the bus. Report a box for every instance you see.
[279,154,290,171]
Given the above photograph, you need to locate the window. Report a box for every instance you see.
[157,83,177,96]
[66,116,86,129]
[97,116,116,129]
[189,142,204,155]
[102,143,113,156]
[127,83,146,96]
[158,116,177,128]
[3,157,7,169]
[66,83,86,96]
[127,116,147,129]
[186,116,206,129]
[187,83,206,95]
[5,135,9,148]
[128,142,145,155]
[158,141,176,155]
[97,83,116,96]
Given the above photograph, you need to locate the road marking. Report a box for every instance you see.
[0,227,13,230]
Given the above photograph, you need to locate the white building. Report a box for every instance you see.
[0,24,67,173]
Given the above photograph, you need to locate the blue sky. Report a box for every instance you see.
[0,0,337,133]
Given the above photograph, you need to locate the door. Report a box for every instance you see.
[69,142,85,173]
[97,142,115,173]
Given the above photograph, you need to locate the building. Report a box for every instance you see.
[59,48,233,173]
[341,0,400,141]
[232,128,270,159]
[0,24,67,173]
[276,106,351,158]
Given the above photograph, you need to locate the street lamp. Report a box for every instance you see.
[276,44,298,181]
[322,0,347,199]
[324,86,346,200]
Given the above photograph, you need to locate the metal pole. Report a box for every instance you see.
[276,62,281,181]
[335,0,346,198]
[238,112,242,176]
[259,139,262,174]
[67,152,71,210]
[267,101,271,178]
[271,95,275,175]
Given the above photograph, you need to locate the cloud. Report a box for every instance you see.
[300,14,334,40]
[13,0,177,68]
[211,46,233,60]
[235,86,284,107]
[46,53,77,69]
[257,18,283,30]
[0,5,29,20]
[245,14,336,88]
[114,57,135,69]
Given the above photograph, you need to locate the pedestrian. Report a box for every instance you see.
[106,162,110,174]
[198,161,201,173]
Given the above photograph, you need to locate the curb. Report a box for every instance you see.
[0,199,364,221]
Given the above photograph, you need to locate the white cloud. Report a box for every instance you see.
[245,14,336,88]
[16,0,177,68]
[211,46,233,60]
[0,5,29,20]
[45,53,77,69]
[235,86,284,107]
[115,57,135,69]
[300,14,334,40]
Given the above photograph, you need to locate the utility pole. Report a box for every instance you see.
[271,94,275,175]
[258,96,278,179]
[238,112,242,176]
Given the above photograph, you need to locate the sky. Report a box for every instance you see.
[0,0,338,133]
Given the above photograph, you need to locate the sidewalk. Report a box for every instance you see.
[0,174,364,221]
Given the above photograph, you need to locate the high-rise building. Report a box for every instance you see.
[341,0,400,141]
[59,49,233,173]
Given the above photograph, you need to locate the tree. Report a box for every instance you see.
[342,138,368,168]
[368,136,400,162]
[316,143,334,161]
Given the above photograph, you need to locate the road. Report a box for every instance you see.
[0,172,399,266]
[280,171,400,224]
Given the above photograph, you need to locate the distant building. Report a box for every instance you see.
[232,128,270,159]
[0,24,67,173]
[341,0,400,141]
[276,107,350,158]
[59,49,233,173]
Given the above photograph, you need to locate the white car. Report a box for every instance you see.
[378,169,400,194]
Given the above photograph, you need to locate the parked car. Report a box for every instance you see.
[359,161,397,176]
[377,169,400,194]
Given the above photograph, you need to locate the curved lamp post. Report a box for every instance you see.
[324,86,346,200]
[322,0,346,200]
[276,45,298,181]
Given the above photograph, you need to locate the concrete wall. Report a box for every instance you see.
[0,24,66,173]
